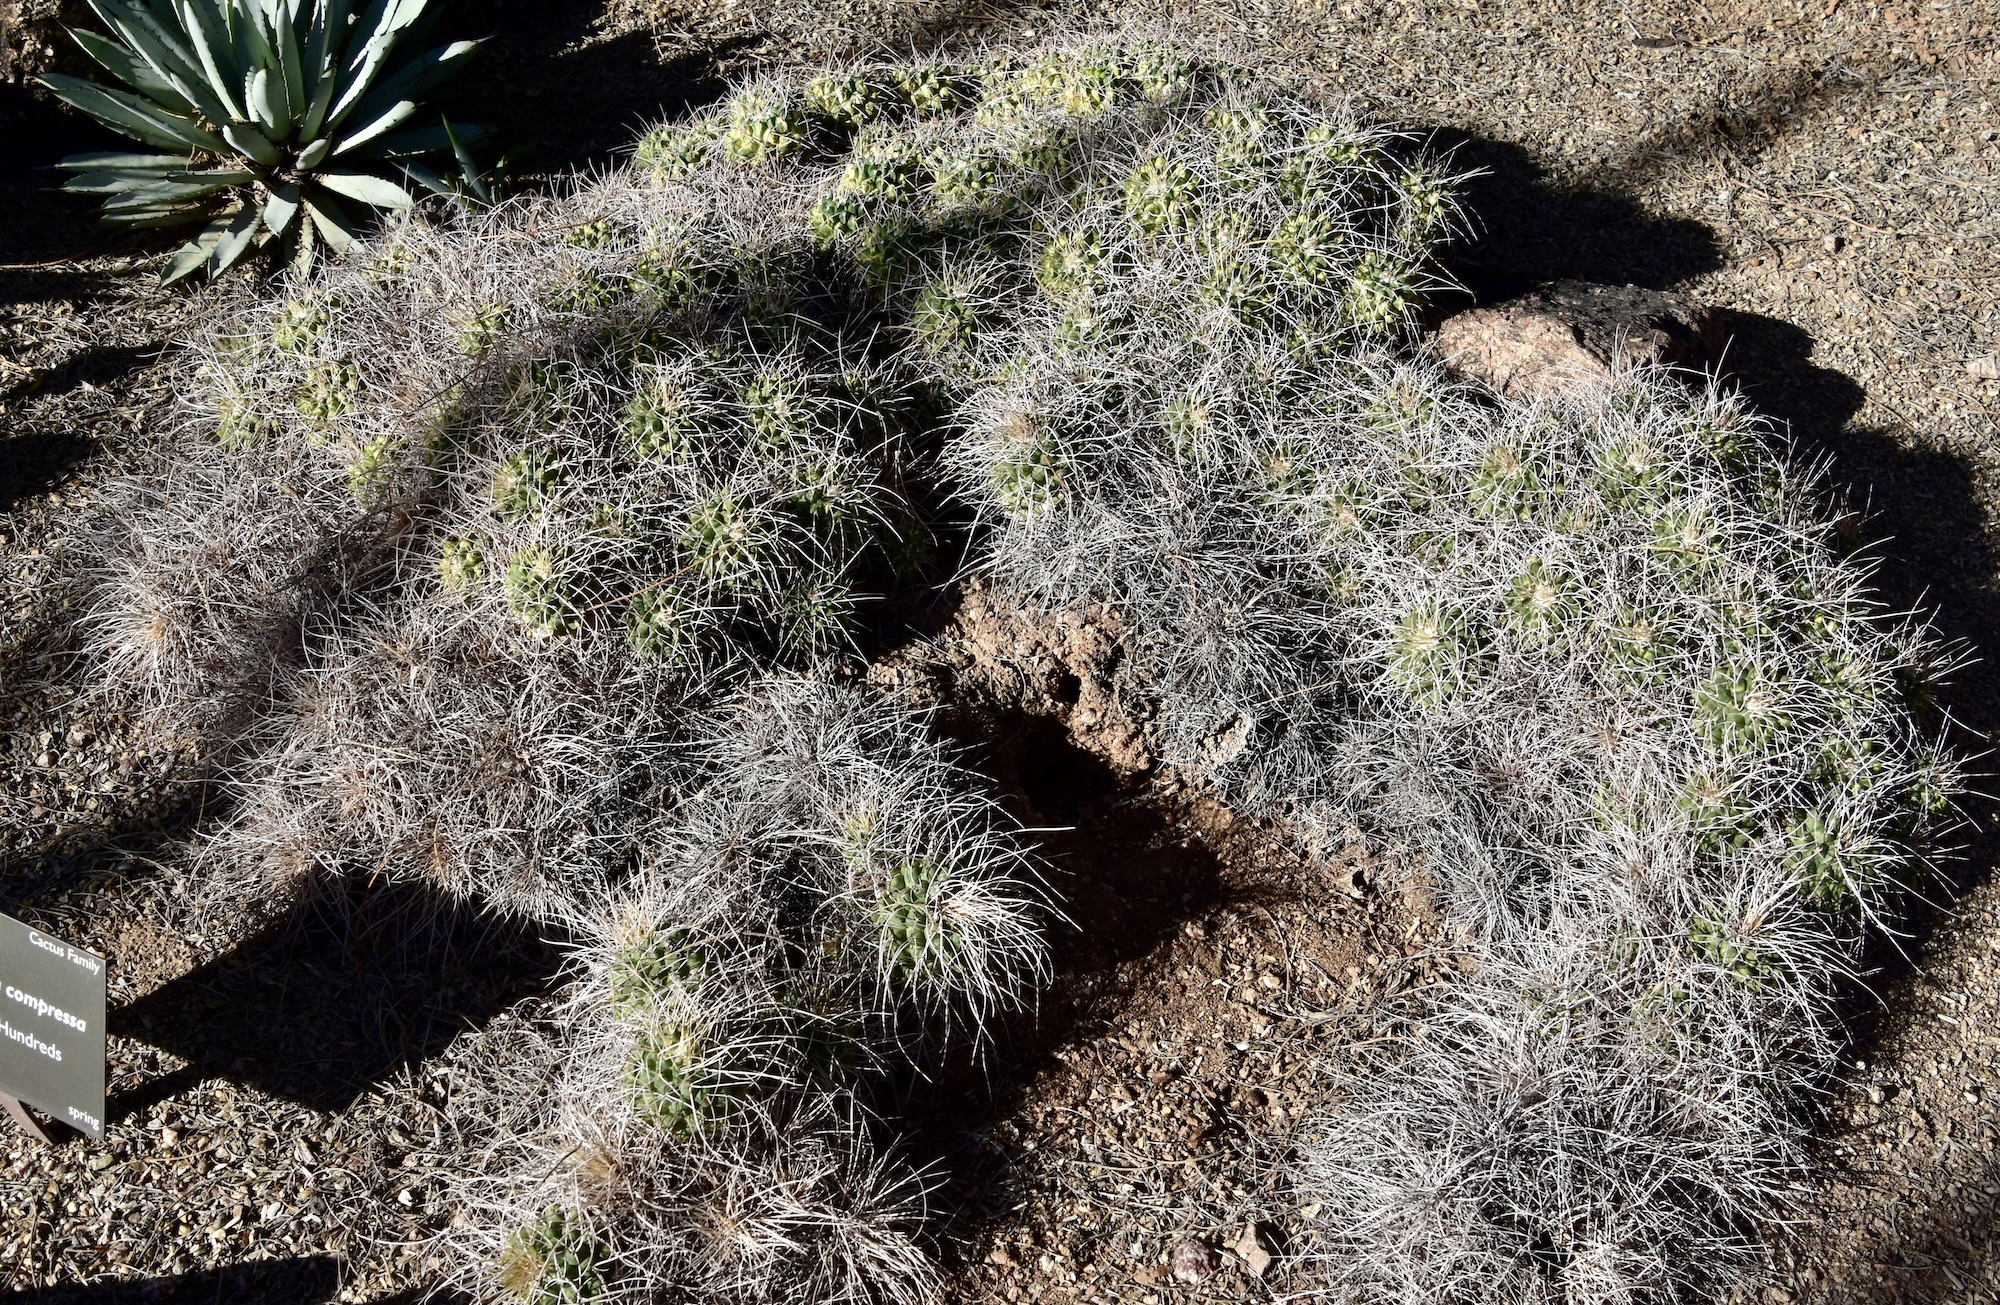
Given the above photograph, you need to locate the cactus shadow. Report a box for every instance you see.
[105,880,561,1119]
[1427,133,1725,307]
[891,708,1294,1243]
[434,0,748,179]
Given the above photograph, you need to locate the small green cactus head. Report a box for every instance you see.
[503,547,580,639]
[911,275,985,360]
[622,372,700,463]
[1388,600,1482,705]
[607,926,709,1020]
[565,217,631,252]
[493,449,563,520]
[502,358,576,427]
[1162,391,1214,455]
[1206,102,1270,184]
[1679,769,1756,855]
[1653,504,1722,579]
[1604,602,1669,678]
[1037,229,1109,301]
[787,459,863,534]
[1698,663,1789,749]
[807,71,888,127]
[1268,210,1344,291]
[626,586,698,665]
[1394,164,1453,240]
[1470,436,1551,517]
[895,63,967,116]
[774,571,856,657]
[931,147,1004,214]
[438,537,484,593]
[1596,434,1672,506]
[1198,252,1269,323]
[1504,556,1579,647]
[739,369,814,450]
[296,359,361,431]
[681,494,760,585]
[1123,155,1200,235]
[723,88,810,164]
[624,1021,723,1140]
[1785,806,1879,911]
[988,409,1067,517]
[346,435,401,506]
[851,218,926,291]
[1132,46,1197,102]
[636,120,717,184]
[499,1206,615,1305]
[1344,251,1415,331]
[874,855,960,981]
[1007,126,1073,180]
[1689,915,1772,988]
[215,391,272,451]
[809,192,872,248]
[458,302,511,359]
[272,293,337,355]
[836,142,922,202]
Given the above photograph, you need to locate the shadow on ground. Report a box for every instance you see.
[890,708,1298,1254]
[1,1254,338,1303]
[107,880,561,1118]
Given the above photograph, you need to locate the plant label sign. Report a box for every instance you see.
[0,911,105,1140]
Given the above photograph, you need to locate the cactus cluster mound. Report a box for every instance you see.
[76,32,1961,1305]
[439,678,1044,1305]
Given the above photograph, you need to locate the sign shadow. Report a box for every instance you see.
[0,1254,338,1303]
[106,881,559,1118]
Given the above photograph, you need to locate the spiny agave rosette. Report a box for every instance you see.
[47,0,486,282]
[433,679,1047,1305]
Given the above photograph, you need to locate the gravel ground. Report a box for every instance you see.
[3,0,1998,1299]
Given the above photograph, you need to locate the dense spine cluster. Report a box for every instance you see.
[72,33,1961,1305]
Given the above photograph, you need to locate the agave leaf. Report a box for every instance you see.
[355,118,485,159]
[66,165,255,194]
[295,135,332,169]
[99,4,235,128]
[443,113,490,202]
[340,37,475,131]
[399,159,448,196]
[111,206,219,228]
[316,169,412,209]
[270,0,305,121]
[68,28,191,112]
[302,189,359,252]
[324,0,426,132]
[246,65,287,139]
[175,0,247,123]
[222,121,283,167]
[160,209,237,283]
[262,181,301,235]
[40,73,228,153]
[332,98,417,156]
[207,205,264,276]
[54,150,201,171]
[299,0,352,130]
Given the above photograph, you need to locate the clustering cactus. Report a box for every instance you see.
[68,32,1963,1305]
[435,679,1047,1305]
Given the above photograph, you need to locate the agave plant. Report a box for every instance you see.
[43,0,485,282]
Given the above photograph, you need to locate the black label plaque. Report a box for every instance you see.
[0,911,106,1139]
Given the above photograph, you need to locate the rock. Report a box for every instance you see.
[1169,1237,1218,1284]
[1434,280,1727,400]
[1966,354,2000,380]
[1233,1224,1274,1278]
